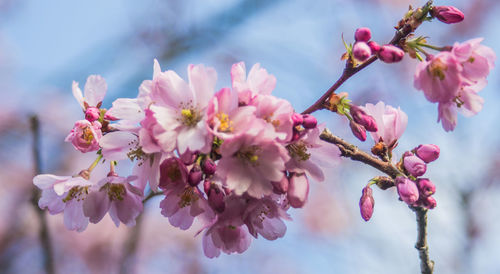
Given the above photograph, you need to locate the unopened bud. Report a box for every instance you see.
[291,113,303,127]
[272,175,289,194]
[352,42,372,62]
[354,27,371,42]
[416,178,435,197]
[201,158,216,176]
[85,107,101,122]
[287,173,309,208]
[431,6,465,24]
[188,165,203,187]
[396,176,419,205]
[422,196,437,209]
[349,120,367,142]
[301,114,317,129]
[367,41,380,53]
[359,186,375,221]
[415,144,440,163]
[208,187,225,213]
[350,105,378,132]
[403,154,427,177]
[378,45,405,63]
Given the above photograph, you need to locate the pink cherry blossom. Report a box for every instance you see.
[231,62,277,105]
[362,101,407,145]
[65,120,102,153]
[72,75,108,109]
[243,197,290,240]
[252,94,294,142]
[83,175,143,227]
[452,38,495,85]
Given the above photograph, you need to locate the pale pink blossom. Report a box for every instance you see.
[243,197,290,240]
[362,101,407,145]
[34,174,93,232]
[231,62,277,105]
[72,75,108,110]
[65,120,102,153]
[83,175,143,227]
[453,38,495,85]
[252,94,294,142]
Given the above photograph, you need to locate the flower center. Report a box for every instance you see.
[63,186,89,203]
[216,112,233,132]
[178,187,199,208]
[264,114,281,128]
[180,108,202,127]
[428,58,448,81]
[287,141,311,161]
[82,126,95,144]
[105,183,126,201]
[236,145,261,166]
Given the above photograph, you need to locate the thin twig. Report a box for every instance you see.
[30,115,56,274]
[412,206,434,274]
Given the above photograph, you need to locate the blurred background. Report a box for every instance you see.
[1,0,499,273]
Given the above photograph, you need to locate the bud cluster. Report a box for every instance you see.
[352,27,405,64]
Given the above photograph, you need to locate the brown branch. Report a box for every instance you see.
[302,0,434,115]
[412,206,434,274]
[30,115,56,274]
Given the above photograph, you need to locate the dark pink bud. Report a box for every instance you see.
[359,186,375,221]
[416,178,435,197]
[431,6,465,24]
[354,27,371,42]
[396,177,419,205]
[188,165,203,187]
[352,42,372,62]
[403,155,427,177]
[301,114,317,129]
[422,196,437,209]
[350,105,377,132]
[291,113,303,127]
[367,41,380,53]
[378,45,404,63]
[85,107,101,122]
[208,187,225,213]
[159,158,188,189]
[349,120,367,142]
[415,144,440,163]
[272,175,289,194]
[203,180,211,194]
[201,158,216,175]
[287,173,309,208]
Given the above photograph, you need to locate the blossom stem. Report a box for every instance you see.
[417,43,449,52]
[412,206,434,274]
[302,0,434,115]
[87,153,103,173]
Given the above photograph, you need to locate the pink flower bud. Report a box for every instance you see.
[291,113,303,127]
[378,45,405,63]
[65,120,102,153]
[354,27,371,42]
[403,155,427,177]
[396,177,419,205]
[207,187,225,213]
[188,165,203,187]
[350,105,378,132]
[203,180,211,194]
[201,158,216,175]
[416,178,436,197]
[349,120,367,141]
[359,186,375,221]
[431,6,465,24]
[415,144,440,163]
[271,175,289,194]
[85,107,101,122]
[422,196,437,209]
[353,42,372,62]
[301,114,317,129]
[367,41,380,53]
[287,173,309,208]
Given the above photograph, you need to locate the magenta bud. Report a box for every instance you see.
[85,107,101,122]
[203,180,211,194]
[287,173,309,208]
[291,113,303,127]
[431,6,465,24]
[367,41,380,53]
[403,155,427,177]
[271,175,289,194]
[350,105,378,132]
[208,187,225,213]
[301,114,317,129]
[415,144,440,163]
[378,45,405,63]
[354,27,371,42]
[422,196,437,209]
[359,186,375,221]
[349,120,367,142]
[416,178,436,197]
[201,158,216,175]
[396,177,419,205]
[188,166,203,187]
[352,42,372,62]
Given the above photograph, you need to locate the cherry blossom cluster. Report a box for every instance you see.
[33,61,340,257]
